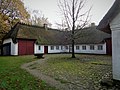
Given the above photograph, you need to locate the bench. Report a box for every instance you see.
[34,54,44,58]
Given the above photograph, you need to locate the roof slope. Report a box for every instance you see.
[97,0,120,33]
[3,23,68,45]
[3,23,111,45]
[75,27,111,44]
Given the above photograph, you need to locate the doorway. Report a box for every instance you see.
[44,46,48,54]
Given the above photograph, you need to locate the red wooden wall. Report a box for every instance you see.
[44,46,48,54]
[106,38,112,55]
[18,39,35,55]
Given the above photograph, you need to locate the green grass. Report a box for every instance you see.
[0,55,57,90]
[32,54,112,89]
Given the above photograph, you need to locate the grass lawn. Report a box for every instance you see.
[30,54,112,90]
[0,55,57,90]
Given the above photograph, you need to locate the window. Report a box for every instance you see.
[82,46,86,50]
[61,46,63,50]
[98,45,103,50]
[51,46,54,50]
[56,46,59,50]
[38,46,41,50]
[65,46,68,50]
[90,45,94,50]
[76,46,80,50]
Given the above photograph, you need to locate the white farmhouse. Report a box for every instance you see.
[2,22,111,56]
[97,0,120,80]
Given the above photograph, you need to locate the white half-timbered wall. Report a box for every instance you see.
[34,44,44,54]
[2,38,107,55]
[74,43,106,54]
[3,38,18,55]
[35,43,106,54]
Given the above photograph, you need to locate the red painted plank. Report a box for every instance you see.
[18,40,34,55]
[44,46,48,54]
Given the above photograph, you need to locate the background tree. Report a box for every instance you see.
[0,0,30,25]
[0,0,30,45]
[58,0,91,58]
[30,10,52,27]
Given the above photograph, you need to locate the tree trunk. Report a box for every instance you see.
[72,39,75,58]
[71,0,75,58]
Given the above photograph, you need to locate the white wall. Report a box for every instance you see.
[110,12,120,80]
[3,38,18,55]
[36,44,106,54]
[48,45,69,53]
[2,38,107,55]
[34,44,44,54]
[74,44,106,54]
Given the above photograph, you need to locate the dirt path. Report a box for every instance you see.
[21,58,69,90]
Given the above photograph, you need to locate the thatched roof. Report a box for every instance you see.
[3,23,110,45]
[3,23,68,45]
[75,27,111,44]
[97,0,120,33]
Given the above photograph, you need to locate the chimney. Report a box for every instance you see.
[91,23,95,27]
[43,24,48,30]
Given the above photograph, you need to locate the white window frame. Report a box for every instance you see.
[98,45,103,50]
[38,46,41,50]
[56,46,59,50]
[51,46,54,50]
[82,45,86,50]
[76,46,80,50]
[61,46,63,50]
[65,46,68,50]
[90,45,94,50]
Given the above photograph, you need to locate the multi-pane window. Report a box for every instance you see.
[51,46,54,50]
[65,46,68,50]
[38,46,41,50]
[82,46,86,50]
[98,45,103,50]
[90,45,94,50]
[61,46,63,50]
[76,46,80,50]
[56,46,59,50]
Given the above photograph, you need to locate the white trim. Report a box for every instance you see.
[34,44,44,54]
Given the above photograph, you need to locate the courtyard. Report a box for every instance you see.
[23,54,112,90]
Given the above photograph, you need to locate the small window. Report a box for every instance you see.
[56,46,59,50]
[51,46,54,50]
[61,46,63,50]
[65,46,68,50]
[90,45,94,50]
[98,45,103,50]
[76,46,79,50]
[38,46,41,50]
[82,46,86,50]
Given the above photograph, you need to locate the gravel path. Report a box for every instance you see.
[21,58,69,90]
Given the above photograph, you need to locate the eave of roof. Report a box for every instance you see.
[97,0,120,34]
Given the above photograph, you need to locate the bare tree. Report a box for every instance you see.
[58,0,91,58]
[30,10,52,27]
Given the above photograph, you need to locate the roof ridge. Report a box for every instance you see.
[18,22,60,31]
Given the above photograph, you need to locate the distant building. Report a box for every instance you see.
[2,22,111,55]
[97,0,120,80]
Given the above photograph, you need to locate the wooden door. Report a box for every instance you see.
[3,43,11,55]
[44,46,48,54]
[18,40,34,55]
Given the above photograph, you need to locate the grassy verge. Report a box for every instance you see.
[0,55,57,90]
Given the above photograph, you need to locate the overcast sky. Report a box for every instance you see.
[23,0,115,27]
